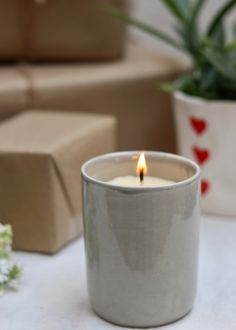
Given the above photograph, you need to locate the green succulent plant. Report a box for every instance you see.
[106,0,236,100]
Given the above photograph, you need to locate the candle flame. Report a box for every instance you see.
[136,152,147,179]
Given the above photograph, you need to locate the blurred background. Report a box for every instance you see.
[133,0,235,59]
[0,0,236,247]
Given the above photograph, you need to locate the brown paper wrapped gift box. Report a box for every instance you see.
[0,0,129,61]
[0,42,187,151]
[0,111,116,253]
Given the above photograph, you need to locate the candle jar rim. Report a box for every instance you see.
[81,151,201,191]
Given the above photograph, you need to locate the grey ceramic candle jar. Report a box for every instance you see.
[81,151,201,328]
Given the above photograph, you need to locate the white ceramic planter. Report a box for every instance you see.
[173,91,236,216]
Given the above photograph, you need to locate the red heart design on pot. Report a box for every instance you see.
[201,180,210,195]
[190,117,207,135]
[192,146,210,165]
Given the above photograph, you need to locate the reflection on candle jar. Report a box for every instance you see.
[81,151,201,328]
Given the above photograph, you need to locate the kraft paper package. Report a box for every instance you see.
[0,0,130,61]
[0,111,116,253]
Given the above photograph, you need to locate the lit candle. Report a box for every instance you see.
[81,151,201,328]
[108,152,174,187]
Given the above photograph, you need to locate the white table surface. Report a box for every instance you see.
[1,215,236,330]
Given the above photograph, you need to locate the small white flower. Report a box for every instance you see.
[0,224,12,235]
[0,224,13,259]
[0,259,11,284]
[0,273,8,284]
[0,259,11,274]
[0,223,22,294]
[0,224,6,234]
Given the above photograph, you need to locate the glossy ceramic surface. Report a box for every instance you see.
[81,151,201,327]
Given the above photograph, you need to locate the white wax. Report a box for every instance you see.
[107,176,174,187]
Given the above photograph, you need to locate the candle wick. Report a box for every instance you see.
[140,169,144,183]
